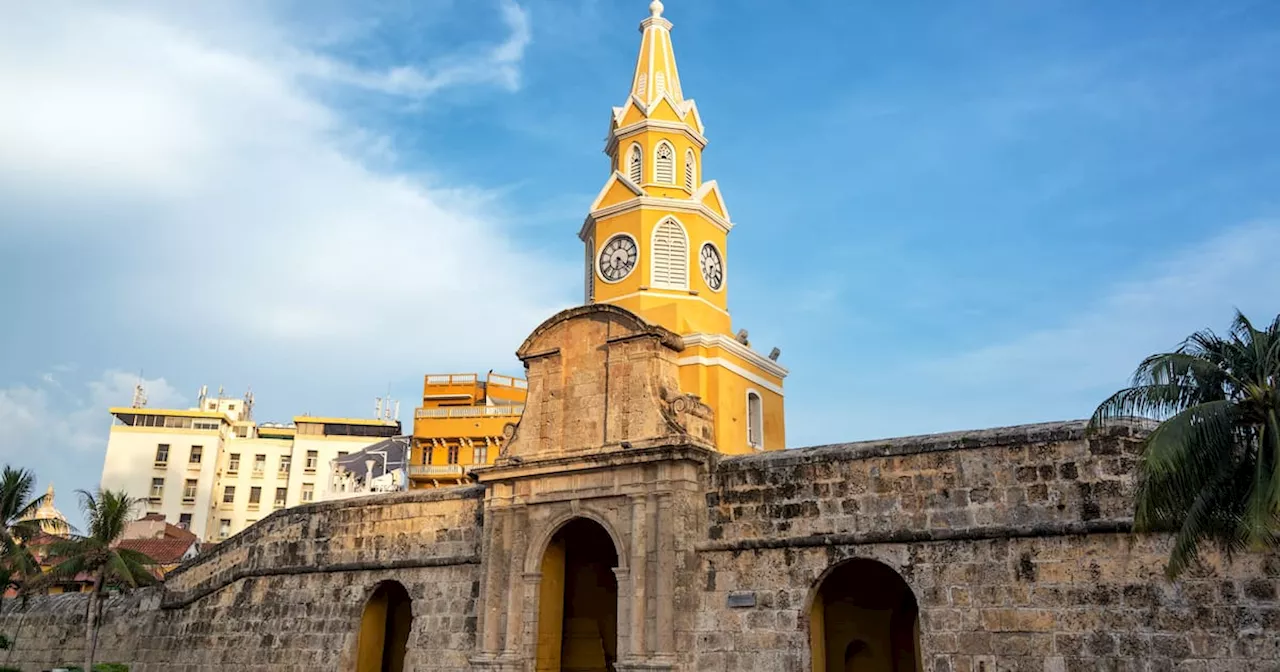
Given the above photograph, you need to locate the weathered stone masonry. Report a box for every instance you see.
[2,306,1277,671]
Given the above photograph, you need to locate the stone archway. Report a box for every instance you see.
[356,580,413,672]
[535,517,621,672]
[809,559,922,672]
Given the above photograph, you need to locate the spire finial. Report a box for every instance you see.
[649,0,664,18]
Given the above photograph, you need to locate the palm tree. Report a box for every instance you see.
[44,489,157,672]
[1089,310,1280,578]
[0,466,66,590]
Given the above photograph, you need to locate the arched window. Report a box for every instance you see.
[635,73,648,98]
[654,142,675,184]
[746,391,763,449]
[650,218,688,289]
[684,149,696,190]
[628,144,643,184]
[655,72,667,98]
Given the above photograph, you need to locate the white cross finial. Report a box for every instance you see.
[650,0,664,18]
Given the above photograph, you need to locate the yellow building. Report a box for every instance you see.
[408,372,527,488]
[581,0,786,454]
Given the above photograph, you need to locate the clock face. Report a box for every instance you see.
[598,235,638,282]
[700,243,724,290]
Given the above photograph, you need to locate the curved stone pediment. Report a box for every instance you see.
[498,304,714,465]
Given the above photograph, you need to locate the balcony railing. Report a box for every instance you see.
[415,405,525,420]
[408,465,466,479]
[486,374,528,390]
[425,374,477,386]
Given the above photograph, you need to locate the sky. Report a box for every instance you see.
[2,0,1278,529]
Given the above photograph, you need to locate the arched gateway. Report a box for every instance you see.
[356,580,413,672]
[535,518,621,672]
[809,559,922,672]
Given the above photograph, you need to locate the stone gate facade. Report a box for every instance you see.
[3,305,1278,671]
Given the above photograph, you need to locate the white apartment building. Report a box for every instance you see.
[100,388,400,542]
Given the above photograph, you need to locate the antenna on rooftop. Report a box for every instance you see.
[131,380,148,409]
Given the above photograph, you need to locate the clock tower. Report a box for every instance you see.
[579,0,787,454]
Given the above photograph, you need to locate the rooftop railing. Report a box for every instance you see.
[425,374,478,386]
[408,465,465,478]
[415,405,525,420]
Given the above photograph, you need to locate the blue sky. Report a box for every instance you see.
[2,0,1278,527]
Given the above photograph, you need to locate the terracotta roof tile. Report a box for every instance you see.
[115,537,196,565]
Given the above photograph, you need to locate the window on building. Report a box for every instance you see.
[149,478,164,500]
[192,420,220,431]
[253,454,266,475]
[274,487,287,507]
[655,142,675,183]
[249,486,261,505]
[219,519,230,539]
[228,453,240,473]
[246,519,256,526]
[301,483,314,502]
[305,450,318,472]
[279,455,291,475]
[178,513,192,529]
[474,443,488,465]
[338,451,348,458]
[183,479,198,501]
[747,391,764,449]
[628,144,643,184]
[154,444,169,464]
[447,444,460,465]
[685,149,696,189]
[235,426,249,438]
[222,485,235,504]
[651,218,689,290]
[189,445,203,464]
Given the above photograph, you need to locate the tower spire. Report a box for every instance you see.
[630,0,683,106]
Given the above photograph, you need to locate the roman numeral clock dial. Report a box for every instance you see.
[598,234,638,282]
[700,243,723,290]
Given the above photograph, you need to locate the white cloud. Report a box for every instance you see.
[0,371,185,525]
[788,221,1280,445]
[292,0,533,96]
[0,1,571,379]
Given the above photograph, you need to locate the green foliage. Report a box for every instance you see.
[44,490,159,592]
[0,465,68,593]
[0,666,21,672]
[1090,310,1280,578]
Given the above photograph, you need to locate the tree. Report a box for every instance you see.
[44,490,157,672]
[0,466,67,591]
[1089,311,1280,578]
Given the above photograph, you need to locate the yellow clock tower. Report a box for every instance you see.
[580,0,787,454]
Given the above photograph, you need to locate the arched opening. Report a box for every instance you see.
[356,581,413,672]
[809,559,921,672]
[536,518,620,672]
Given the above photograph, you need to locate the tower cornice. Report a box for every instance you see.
[606,118,708,157]
[580,195,734,242]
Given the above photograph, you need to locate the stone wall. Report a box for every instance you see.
[693,421,1280,672]
[3,420,1278,672]
[0,486,485,671]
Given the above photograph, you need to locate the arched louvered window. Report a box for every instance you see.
[747,391,763,449]
[655,142,675,184]
[684,149,696,190]
[635,74,648,97]
[655,72,667,98]
[650,218,689,289]
[628,145,643,184]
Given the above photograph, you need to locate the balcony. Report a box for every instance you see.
[422,373,483,403]
[408,464,466,483]
[415,405,524,420]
